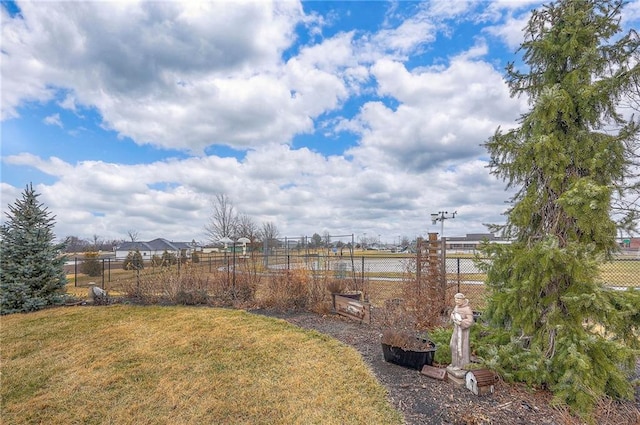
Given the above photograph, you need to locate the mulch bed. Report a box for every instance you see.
[250,308,640,425]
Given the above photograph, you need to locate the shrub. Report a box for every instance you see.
[81,251,103,277]
[262,267,310,310]
[380,329,434,351]
[123,250,144,271]
[161,250,177,266]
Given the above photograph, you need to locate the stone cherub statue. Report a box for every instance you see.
[449,292,474,370]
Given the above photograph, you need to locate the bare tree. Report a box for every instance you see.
[127,230,140,242]
[322,231,331,247]
[259,221,279,246]
[63,235,89,253]
[615,66,640,235]
[91,234,102,251]
[204,194,238,243]
[236,213,259,241]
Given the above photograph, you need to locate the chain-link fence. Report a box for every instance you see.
[66,246,639,310]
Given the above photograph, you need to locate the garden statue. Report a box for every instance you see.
[449,293,474,370]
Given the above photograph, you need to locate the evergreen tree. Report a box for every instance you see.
[0,184,67,314]
[150,254,162,267]
[123,250,144,270]
[132,249,144,270]
[161,250,177,267]
[481,0,640,416]
[81,251,102,277]
[123,251,133,270]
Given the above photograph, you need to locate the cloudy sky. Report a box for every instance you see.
[2,0,639,245]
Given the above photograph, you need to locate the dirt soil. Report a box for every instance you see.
[250,308,640,425]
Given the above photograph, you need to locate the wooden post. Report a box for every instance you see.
[416,237,423,297]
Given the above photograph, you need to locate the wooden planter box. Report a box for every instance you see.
[331,291,362,310]
[331,292,370,324]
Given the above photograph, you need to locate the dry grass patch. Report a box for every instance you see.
[1,306,401,425]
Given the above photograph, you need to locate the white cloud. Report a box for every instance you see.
[427,0,475,19]
[1,1,545,243]
[1,1,309,152]
[43,113,62,128]
[1,144,514,242]
[622,0,640,25]
[484,12,530,50]
[341,46,527,173]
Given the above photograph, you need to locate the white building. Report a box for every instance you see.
[114,238,200,260]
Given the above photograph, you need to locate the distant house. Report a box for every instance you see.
[445,233,510,253]
[619,237,640,251]
[114,238,200,260]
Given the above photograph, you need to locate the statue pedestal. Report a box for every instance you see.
[446,365,468,387]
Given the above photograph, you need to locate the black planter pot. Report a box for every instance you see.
[381,341,437,370]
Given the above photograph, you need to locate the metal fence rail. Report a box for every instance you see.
[66,252,639,309]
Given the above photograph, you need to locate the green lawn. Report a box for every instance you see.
[1,306,402,425]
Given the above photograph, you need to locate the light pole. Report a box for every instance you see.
[219,237,233,286]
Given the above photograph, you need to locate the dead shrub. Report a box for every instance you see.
[120,269,162,304]
[380,329,434,351]
[377,255,448,332]
[378,298,415,330]
[261,268,311,310]
[231,258,260,306]
[325,279,347,294]
[119,265,209,305]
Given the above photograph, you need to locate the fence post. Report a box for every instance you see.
[441,236,447,306]
[232,248,236,299]
[74,257,78,287]
[263,239,269,269]
[361,256,365,282]
[108,258,111,283]
[416,237,423,297]
[457,258,461,293]
[101,258,105,289]
[225,251,230,285]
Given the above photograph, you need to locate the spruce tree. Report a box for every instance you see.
[481,0,640,416]
[161,250,177,267]
[132,249,144,270]
[123,251,134,270]
[0,184,67,314]
[81,251,103,277]
[123,250,144,270]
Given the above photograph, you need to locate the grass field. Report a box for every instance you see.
[1,306,402,425]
